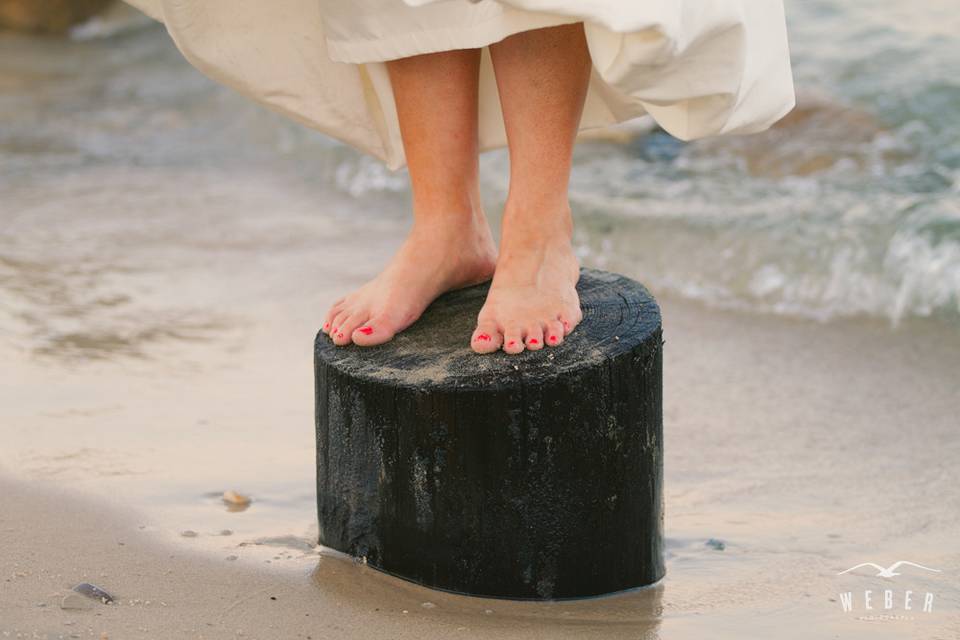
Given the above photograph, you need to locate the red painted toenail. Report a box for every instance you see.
[529,338,539,345]
[358,326,373,335]
[324,322,329,330]
[549,335,558,343]
[476,333,490,341]
[508,340,516,346]
[332,327,338,333]
[337,333,343,338]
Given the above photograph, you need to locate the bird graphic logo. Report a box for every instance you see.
[837,561,942,578]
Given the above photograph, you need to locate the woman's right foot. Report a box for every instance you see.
[321,207,497,347]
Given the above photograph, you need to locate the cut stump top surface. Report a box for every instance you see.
[314,268,661,391]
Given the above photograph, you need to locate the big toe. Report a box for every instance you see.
[351,315,397,347]
[471,321,502,354]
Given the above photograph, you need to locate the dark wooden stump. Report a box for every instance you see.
[314,268,664,599]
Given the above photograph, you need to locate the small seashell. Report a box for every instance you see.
[70,582,114,605]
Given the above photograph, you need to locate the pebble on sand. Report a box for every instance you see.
[222,490,251,507]
[705,538,726,551]
[180,530,198,538]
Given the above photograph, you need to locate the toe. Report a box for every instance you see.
[471,321,502,354]
[545,320,564,347]
[320,311,335,335]
[352,314,396,347]
[322,298,347,333]
[559,310,582,336]
[525,325,544,351]
[330,309,352,344]
[335,313,368,345]
[502,327,524,354]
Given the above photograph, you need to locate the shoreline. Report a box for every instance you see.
[0,477,666,640]
[3,296,958,639]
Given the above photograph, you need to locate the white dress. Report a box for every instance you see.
[125,0,795,169]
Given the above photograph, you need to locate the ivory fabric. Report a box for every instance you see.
[125,0,795,169]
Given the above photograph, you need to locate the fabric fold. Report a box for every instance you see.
[124,0,795,169]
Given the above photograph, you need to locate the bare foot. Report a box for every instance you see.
[322,209,497,346]
[472,201,582,354]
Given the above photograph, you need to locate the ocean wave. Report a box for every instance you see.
[3,2,958,327]
[570,161,960,324]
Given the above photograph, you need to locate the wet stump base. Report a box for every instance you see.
[314,269,664,599]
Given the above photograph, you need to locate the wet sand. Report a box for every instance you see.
[3,291,959,639]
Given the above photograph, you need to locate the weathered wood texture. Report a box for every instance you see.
[315,269,663,599]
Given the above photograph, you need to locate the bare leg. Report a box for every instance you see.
[471,23,592,354]
[321,49,497,346]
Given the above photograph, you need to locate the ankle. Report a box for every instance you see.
[410,208,490,242]
[411,180,483,221]
[501,196,573,242]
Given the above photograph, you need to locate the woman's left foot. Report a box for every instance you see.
[472,200,583,354]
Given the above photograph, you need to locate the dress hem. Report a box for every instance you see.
[325,9,581,64]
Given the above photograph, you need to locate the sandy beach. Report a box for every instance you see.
[3,4,960,637]
[3,290,958,639]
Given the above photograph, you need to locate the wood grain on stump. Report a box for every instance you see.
[314,269,664,599]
